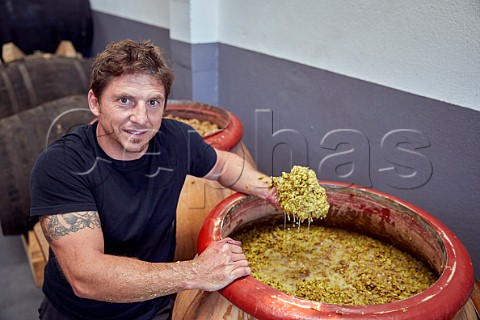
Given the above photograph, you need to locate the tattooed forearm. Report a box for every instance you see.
[40,211,101,244]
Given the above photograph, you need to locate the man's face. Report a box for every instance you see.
[88,73,166,161]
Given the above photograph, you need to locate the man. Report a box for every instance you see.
[30,39,278,319]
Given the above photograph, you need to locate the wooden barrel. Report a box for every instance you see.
[455,297,479,320]
[0,95,93,235]
[0,0,93,56]
[173,289,256,320]
[472,279,480,315]
[0,55,92,119]
[165,100,255,262]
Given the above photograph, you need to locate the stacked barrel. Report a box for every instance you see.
[0,45,94,236]
[0,0,95,236]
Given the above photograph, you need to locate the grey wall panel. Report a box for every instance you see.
[90,11,171,61]
[169,40,193,101]
[191,43,219,106]
[169,41,219,104]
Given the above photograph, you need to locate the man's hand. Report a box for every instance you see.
[189,238,251,292]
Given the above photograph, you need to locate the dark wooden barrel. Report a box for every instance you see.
[0,95,93,235]
[0,0,93,56]
[0,55,92,119]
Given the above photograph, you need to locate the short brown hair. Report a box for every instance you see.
[90,39,175,101]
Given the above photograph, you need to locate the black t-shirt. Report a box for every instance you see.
[30,119,217,319]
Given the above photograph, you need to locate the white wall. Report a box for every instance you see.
[89,0,170,29]
[89,0,218,43]
[169,0,218,43]
[89,0,480,111]
[217,0,480,111]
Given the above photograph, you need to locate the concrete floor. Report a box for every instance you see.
[0,234,44,320]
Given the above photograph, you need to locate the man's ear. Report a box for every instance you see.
[88,90,100,117]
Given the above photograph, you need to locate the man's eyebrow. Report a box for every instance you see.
[112,93,135,100]
[151,94,166,100]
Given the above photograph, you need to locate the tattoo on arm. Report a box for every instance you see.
[40,211,101,244]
